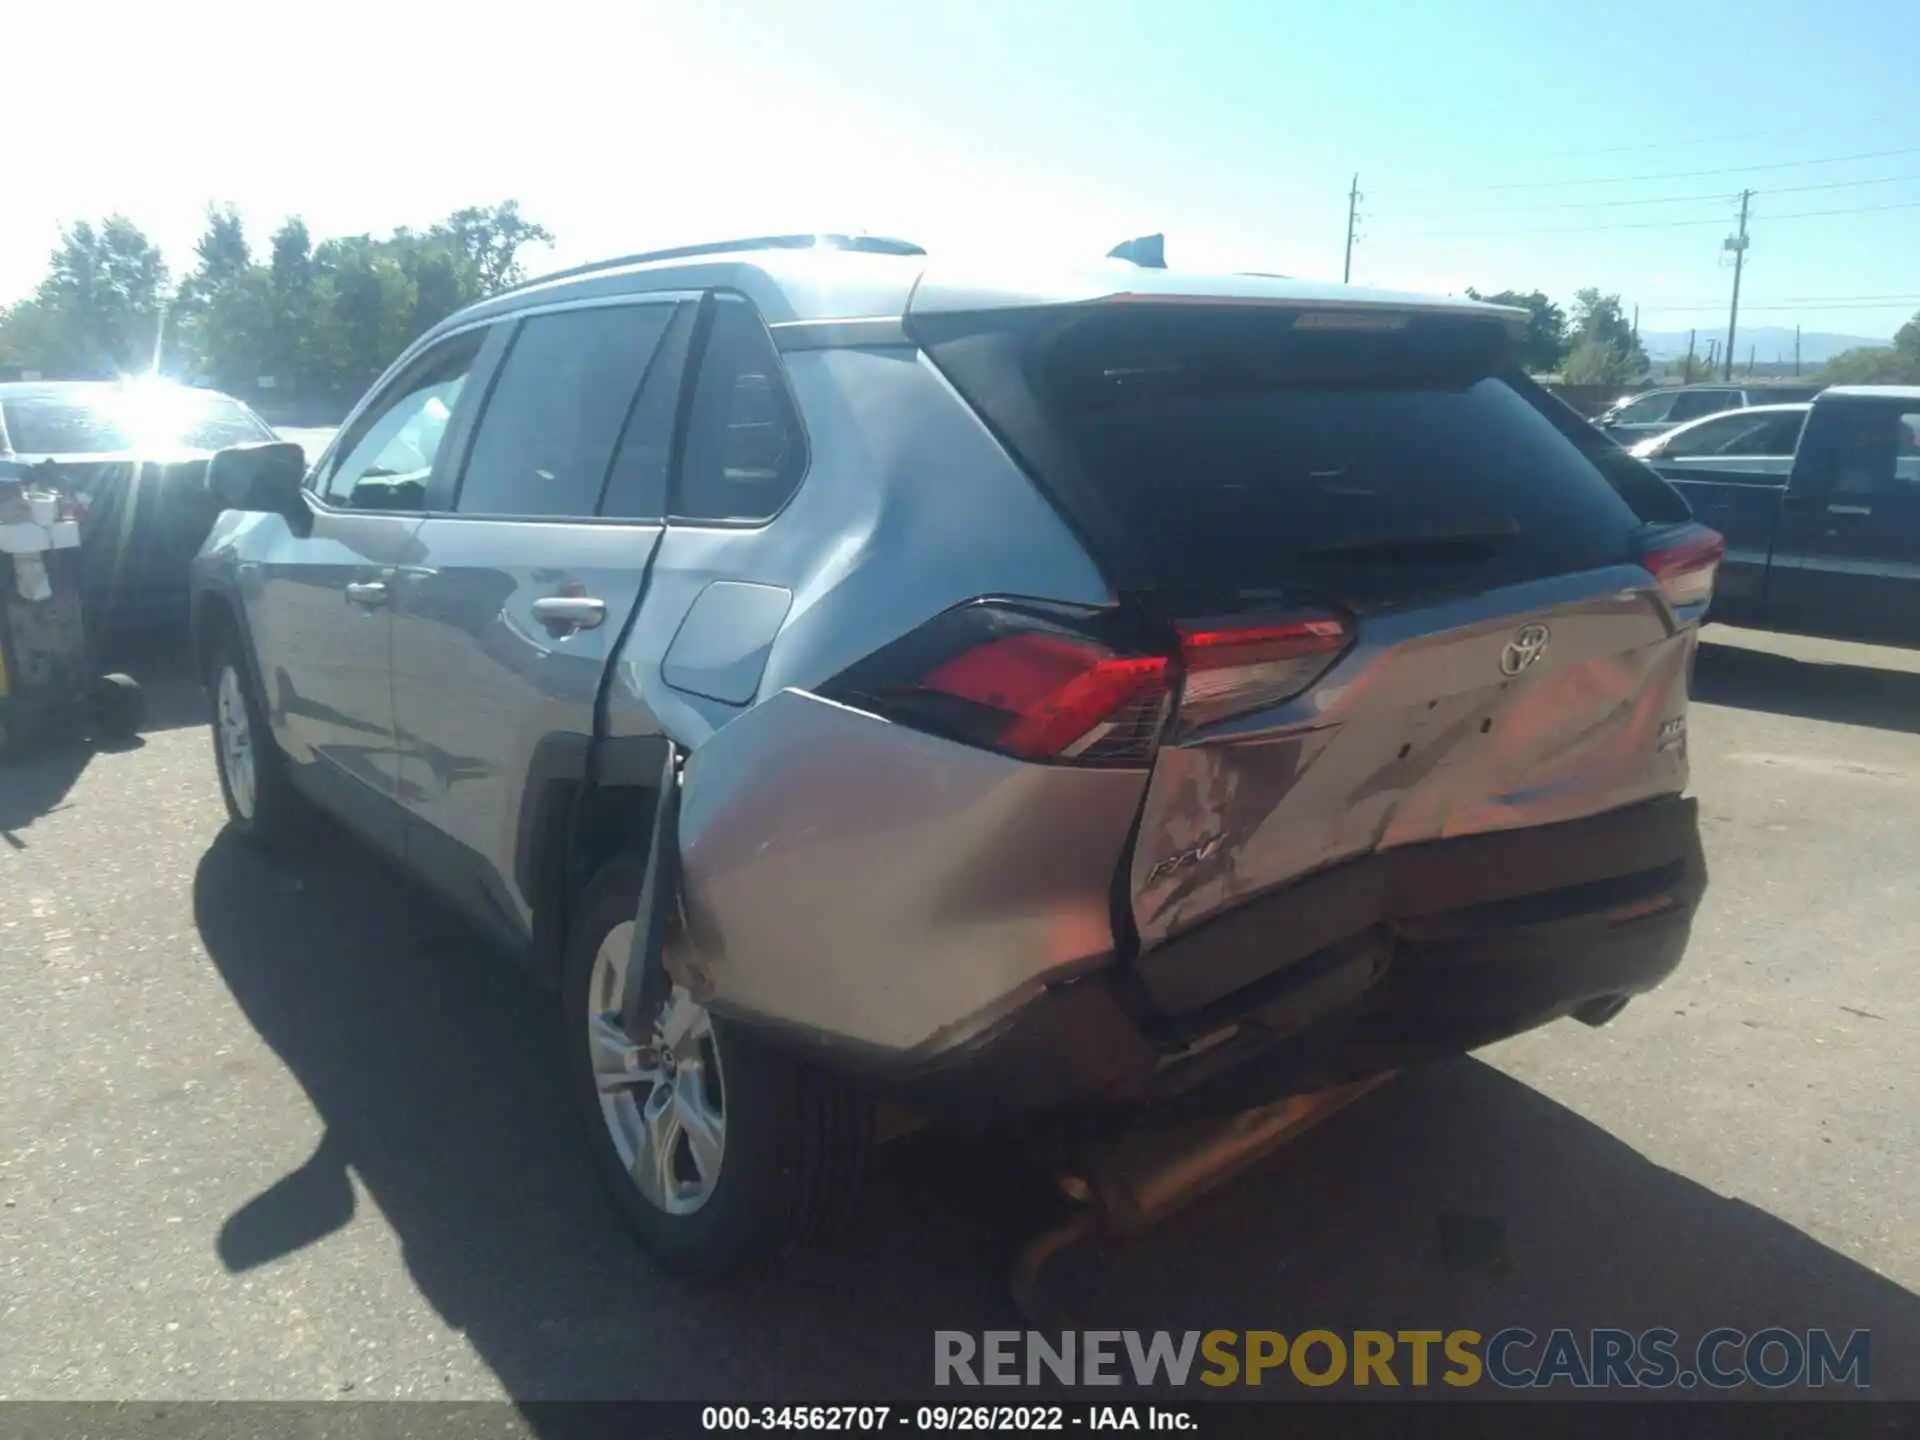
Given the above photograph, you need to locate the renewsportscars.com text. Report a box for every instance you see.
[934,1328,1872,1390]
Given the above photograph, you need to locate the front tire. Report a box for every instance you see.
[206,626,306,846]
[562,861,872,1280]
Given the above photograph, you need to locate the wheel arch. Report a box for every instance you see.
[522,733,674,985]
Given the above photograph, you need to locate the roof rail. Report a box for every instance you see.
[502,233,926,296]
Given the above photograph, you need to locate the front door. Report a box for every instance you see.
[1771,403,1920,643]
[250,330,491,851]
[388,294,693,944]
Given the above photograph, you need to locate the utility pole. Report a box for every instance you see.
[1684,329,1697,383]
[1795,324,1801,377]
[1722,188,1752,382]
[1706,337,1719,372]
[1747,344,1755,377]
[1343,173,1362,284]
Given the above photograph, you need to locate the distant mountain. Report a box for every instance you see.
[1637,327,1890,366]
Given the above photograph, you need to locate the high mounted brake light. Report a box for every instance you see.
[1175,614,1353,732]
[1643,527,1724,613]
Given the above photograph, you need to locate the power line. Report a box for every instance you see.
[1479,145,1920,192]
[1638,300,1920,315]
[1387,171,1920,221]
[1407,195,1920,238]
[1644,292,1920,306]
[1492,118,1913,164]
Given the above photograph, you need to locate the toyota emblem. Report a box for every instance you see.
[1500,624,1551,677]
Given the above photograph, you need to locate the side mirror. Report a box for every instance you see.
[206,441,307,519]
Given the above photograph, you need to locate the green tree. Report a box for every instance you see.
[429,201,555,294]
[1823,310,1920,384]
[171,204,255,382]
[1466,288,1566,373]
[263,218,320,394]
[1562,288,1648,385]
[13,217,169,378]
[310,235,417,398]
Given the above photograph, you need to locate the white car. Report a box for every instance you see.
[1628,403,1811,479]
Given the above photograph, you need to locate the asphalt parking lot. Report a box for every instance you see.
[0,624,1915,1402]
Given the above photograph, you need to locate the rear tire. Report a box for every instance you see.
[206,624,307,847]
[562,861,872,1280]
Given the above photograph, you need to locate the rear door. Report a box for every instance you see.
[610,292,814,747]
[916,302,1700,999]
[387,293,692,943]
[1770,402,1920,643]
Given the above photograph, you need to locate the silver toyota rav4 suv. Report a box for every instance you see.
[191,234,1716,1278]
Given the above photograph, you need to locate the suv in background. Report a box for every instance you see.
[191,235,1716,1278]
[1597,383,1822,446]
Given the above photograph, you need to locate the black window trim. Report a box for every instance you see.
[304,318,503,518]
[435,291,699,526]
[663,288,814,532]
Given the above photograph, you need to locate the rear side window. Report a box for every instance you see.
[1668,390,1741,423]
[1726,411,1805,457]
[455,302,676,518]
[919,305,1671,609]
[672,295,807,523]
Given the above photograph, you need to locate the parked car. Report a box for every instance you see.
[1596,383,1822,446]
[0,381,277,629]
[191,234,1715,1277]
[1641,385,1920,645]
[1628,402,1811,478]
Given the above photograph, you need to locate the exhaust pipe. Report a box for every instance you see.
[1012,1075,1393,1324]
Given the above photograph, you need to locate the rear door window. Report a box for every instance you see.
[919,305,1662,609]
[454,302,677,518]
[1723,411,1806,457]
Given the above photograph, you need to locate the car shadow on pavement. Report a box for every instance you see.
[0,740,96,848]
[193,829,1920,1407]
[1694,638,1920,736]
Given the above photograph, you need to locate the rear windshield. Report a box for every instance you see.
[0,391,272,455]
[918,305,1686,609]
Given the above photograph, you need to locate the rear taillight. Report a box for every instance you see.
[1175,614,1352,732]
[821,600,1356,763]
[820,600,1174,766]
[921,633,1169,759]
[1643,526,1724,612]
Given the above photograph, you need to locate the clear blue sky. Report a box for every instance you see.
[8,0,1916,342]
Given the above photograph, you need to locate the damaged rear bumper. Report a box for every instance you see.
[888,795,1705,1122]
